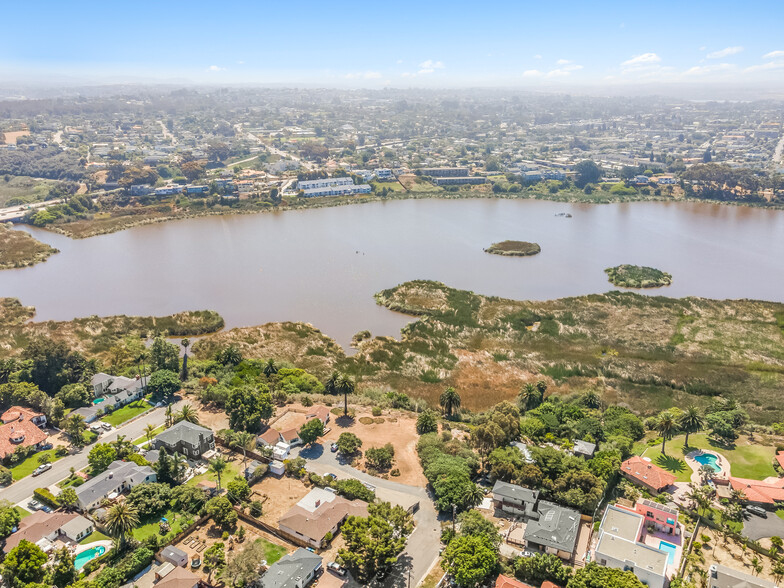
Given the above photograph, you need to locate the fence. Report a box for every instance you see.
[214,436,271,464]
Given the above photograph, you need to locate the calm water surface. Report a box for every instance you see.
[3,199,784,349]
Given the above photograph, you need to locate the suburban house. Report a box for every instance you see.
[90,373,145,411]
[709,564,778,588]
[152,421,215,459]
[261,547,323,588]
[0,416,48,460]
[296,176,371,197]
[71,405,101,424]
[75,460,157,511]
[1,406,47,427]
[278,487,368,548]
[594,505,671,588]
[259,428,302,450]
[492,481,539,518]
[258,429,281,447]
[632,498,679,535]
[3,511,94,553]
[156,565,200,588]
[722,476,784,508]
[305,406,330,426]
[523,501,581,560]
[621,456,676,494]
[572,440,596,459]
[495,577,560,588]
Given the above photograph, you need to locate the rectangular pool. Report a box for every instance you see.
[658,540,677,565]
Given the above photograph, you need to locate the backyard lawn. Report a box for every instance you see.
[636,433,777,482]
[255,537,287,565]
[102,401,150,427]
[187,458,243,488]
[132,508,192,542]
[10,449,63,481]
[14,506,31,519]
[79,530,110,545]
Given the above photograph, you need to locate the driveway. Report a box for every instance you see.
[743,511,784,541]
[0,399,184,505]
[297,443,442,588]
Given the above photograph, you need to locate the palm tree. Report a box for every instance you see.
[583,390,601,409]
[172,453,188,483]
[699,465,714,483]
[772,562,784,584]
[136,348,149,388]
[180,338,190,381]
[165,405,174,428]
[105,503,139,548]
[465,484,484,508]
[324,370,340,395]
[177,404,200,425]
[337,373,355,416]
[209,456,228,490]
[439,387,461,419]
[144,424,157,445]
[518,383,539,411]
[263,358,278,378]
[730,488,747,504]
[679,405,705,447]
[232,431,256,472]
[656,411,678,454]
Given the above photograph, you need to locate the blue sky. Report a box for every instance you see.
[3,0,784,87]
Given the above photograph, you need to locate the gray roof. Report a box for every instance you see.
[710,564,778,588]
[573,440,596,456]
[91,373,113,387]
[162,546,188,561]
[75,460,155,506]
[492,480,539,504]
[524,500,581,554]
[60,515,93,537]
[261,548,322,588]
[155,421,213,448]
[72,406,100,420]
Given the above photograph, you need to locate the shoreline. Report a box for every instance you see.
[27,189,784,241]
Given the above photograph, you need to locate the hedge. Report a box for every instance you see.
[34,487,60,507]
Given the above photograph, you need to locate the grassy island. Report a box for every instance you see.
[605,264,672,288]
[484,240,541,257]
[0,225,58,269]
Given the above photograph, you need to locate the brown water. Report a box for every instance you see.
[3,198,784,349]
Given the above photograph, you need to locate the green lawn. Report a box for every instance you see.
[102,401,150,427]
[79,530,110,545]
[10,449,63,481]
[637,433,777,482]
[14,506,31,519]
[187,458,243,488]
[132,508,190,542]
[133,424,165,446]
[254,538,288,565]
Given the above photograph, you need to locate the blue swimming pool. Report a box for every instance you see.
[658,540,677,565]
[694,453,720,472]
[74,545,106,570]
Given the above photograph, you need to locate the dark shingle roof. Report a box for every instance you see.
[261,548,322,588]
[492,480,539,504]
[524,501,580,554]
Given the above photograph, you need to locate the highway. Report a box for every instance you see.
[0,399,184,506]
[0,199,64,222]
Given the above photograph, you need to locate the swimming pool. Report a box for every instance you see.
[74,545,106,570]
[694,453,720,472]
[658,540,677,565]
[92,398,105,405]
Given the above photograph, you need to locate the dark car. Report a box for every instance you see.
[747,505,768,517]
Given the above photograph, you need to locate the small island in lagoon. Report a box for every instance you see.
[605,264,672,288]
[484,240,541,257]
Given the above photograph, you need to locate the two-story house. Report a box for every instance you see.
[75,460,157,511]
[492,481,539,518]
[152,421,215,459]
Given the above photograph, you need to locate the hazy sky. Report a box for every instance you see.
[3,0,784,88]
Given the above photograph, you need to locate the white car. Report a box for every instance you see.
[32,463,52,476]
[327,562,346,576]
[101,422,112,431]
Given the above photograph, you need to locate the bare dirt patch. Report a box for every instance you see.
[252,474,311,525]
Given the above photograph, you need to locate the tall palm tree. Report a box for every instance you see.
[165,405,174,428]
[180,339,190,381]
[177,404,200,425]
[679,405,705,447]
[136,348,149,388]
[518,383,537,411]
[209,456,228,491]
[105,503,139,548]
[172,453,188,483]
[439,387,461,419]
[583,390,601,409]
[144,424,157,445]
[337,374,355,416]
[232,431,256,473]
[656,411,678,454]
[324,370,340,395]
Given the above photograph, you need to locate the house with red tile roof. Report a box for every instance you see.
[621,456,676,494]
[728,476,784,506]
[305,406,331,426]
[775,451,784,471]
[0,406,46,427]
[494,577,560,588]
[0,418,48,460]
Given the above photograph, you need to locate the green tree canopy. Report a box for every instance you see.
[441,535,498,588]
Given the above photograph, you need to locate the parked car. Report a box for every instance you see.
[101,422,112,431]
[89,423,102,433]
[325,473,337,480]
[361,481,376,492]
[327,562,346,576]
[521,551,534,558]
[747,505,768,517]
[39,443,53,451]
[330,442,338,452]
[28,500,42,511]
[32,463,52,476]
[40,505,52,513]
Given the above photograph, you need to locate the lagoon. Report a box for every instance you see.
[2,198,784,349]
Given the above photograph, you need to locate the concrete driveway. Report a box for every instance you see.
[743,511,784,541]
[297,443,443,588]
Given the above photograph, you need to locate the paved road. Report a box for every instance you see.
[297,443,442,588]
[743,511,784,541]
[0,199,65,222]
[0,399,184,505]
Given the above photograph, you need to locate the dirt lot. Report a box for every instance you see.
[252,473,311,525]
[693,526,782,585]
[283,402,427,487]
[195,402,229,432]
